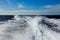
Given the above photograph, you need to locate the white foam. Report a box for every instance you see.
[0,15,60,40]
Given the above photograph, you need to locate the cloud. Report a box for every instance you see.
[0,10,41,15]
[44,4,60,9]
[44,5,53,9]
[41,4,60,15]
[18,4,24,8]
[0,4,60,15]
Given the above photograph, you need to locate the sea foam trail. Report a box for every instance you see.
[0,15,60,40]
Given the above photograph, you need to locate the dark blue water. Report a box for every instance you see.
[0,15,14,21]
[0,15,60,21]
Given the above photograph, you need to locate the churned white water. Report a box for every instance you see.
[0,15,60,40]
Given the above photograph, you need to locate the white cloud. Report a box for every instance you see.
[44,4,60,10]
[41,4,60,15]
[44,5,53,9]
[0,10,41,15]
[18,4,24,8]
[0,4,60,15]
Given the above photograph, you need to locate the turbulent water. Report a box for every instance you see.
[0,15,60,40]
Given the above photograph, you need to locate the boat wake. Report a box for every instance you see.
[0,15,60,40]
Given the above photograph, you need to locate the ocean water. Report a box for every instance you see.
[0,15,60,40]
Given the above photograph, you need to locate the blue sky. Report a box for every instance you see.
[0,0,60,10]
[0,0,60,15]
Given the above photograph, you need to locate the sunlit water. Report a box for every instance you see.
[0,15,60,40]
